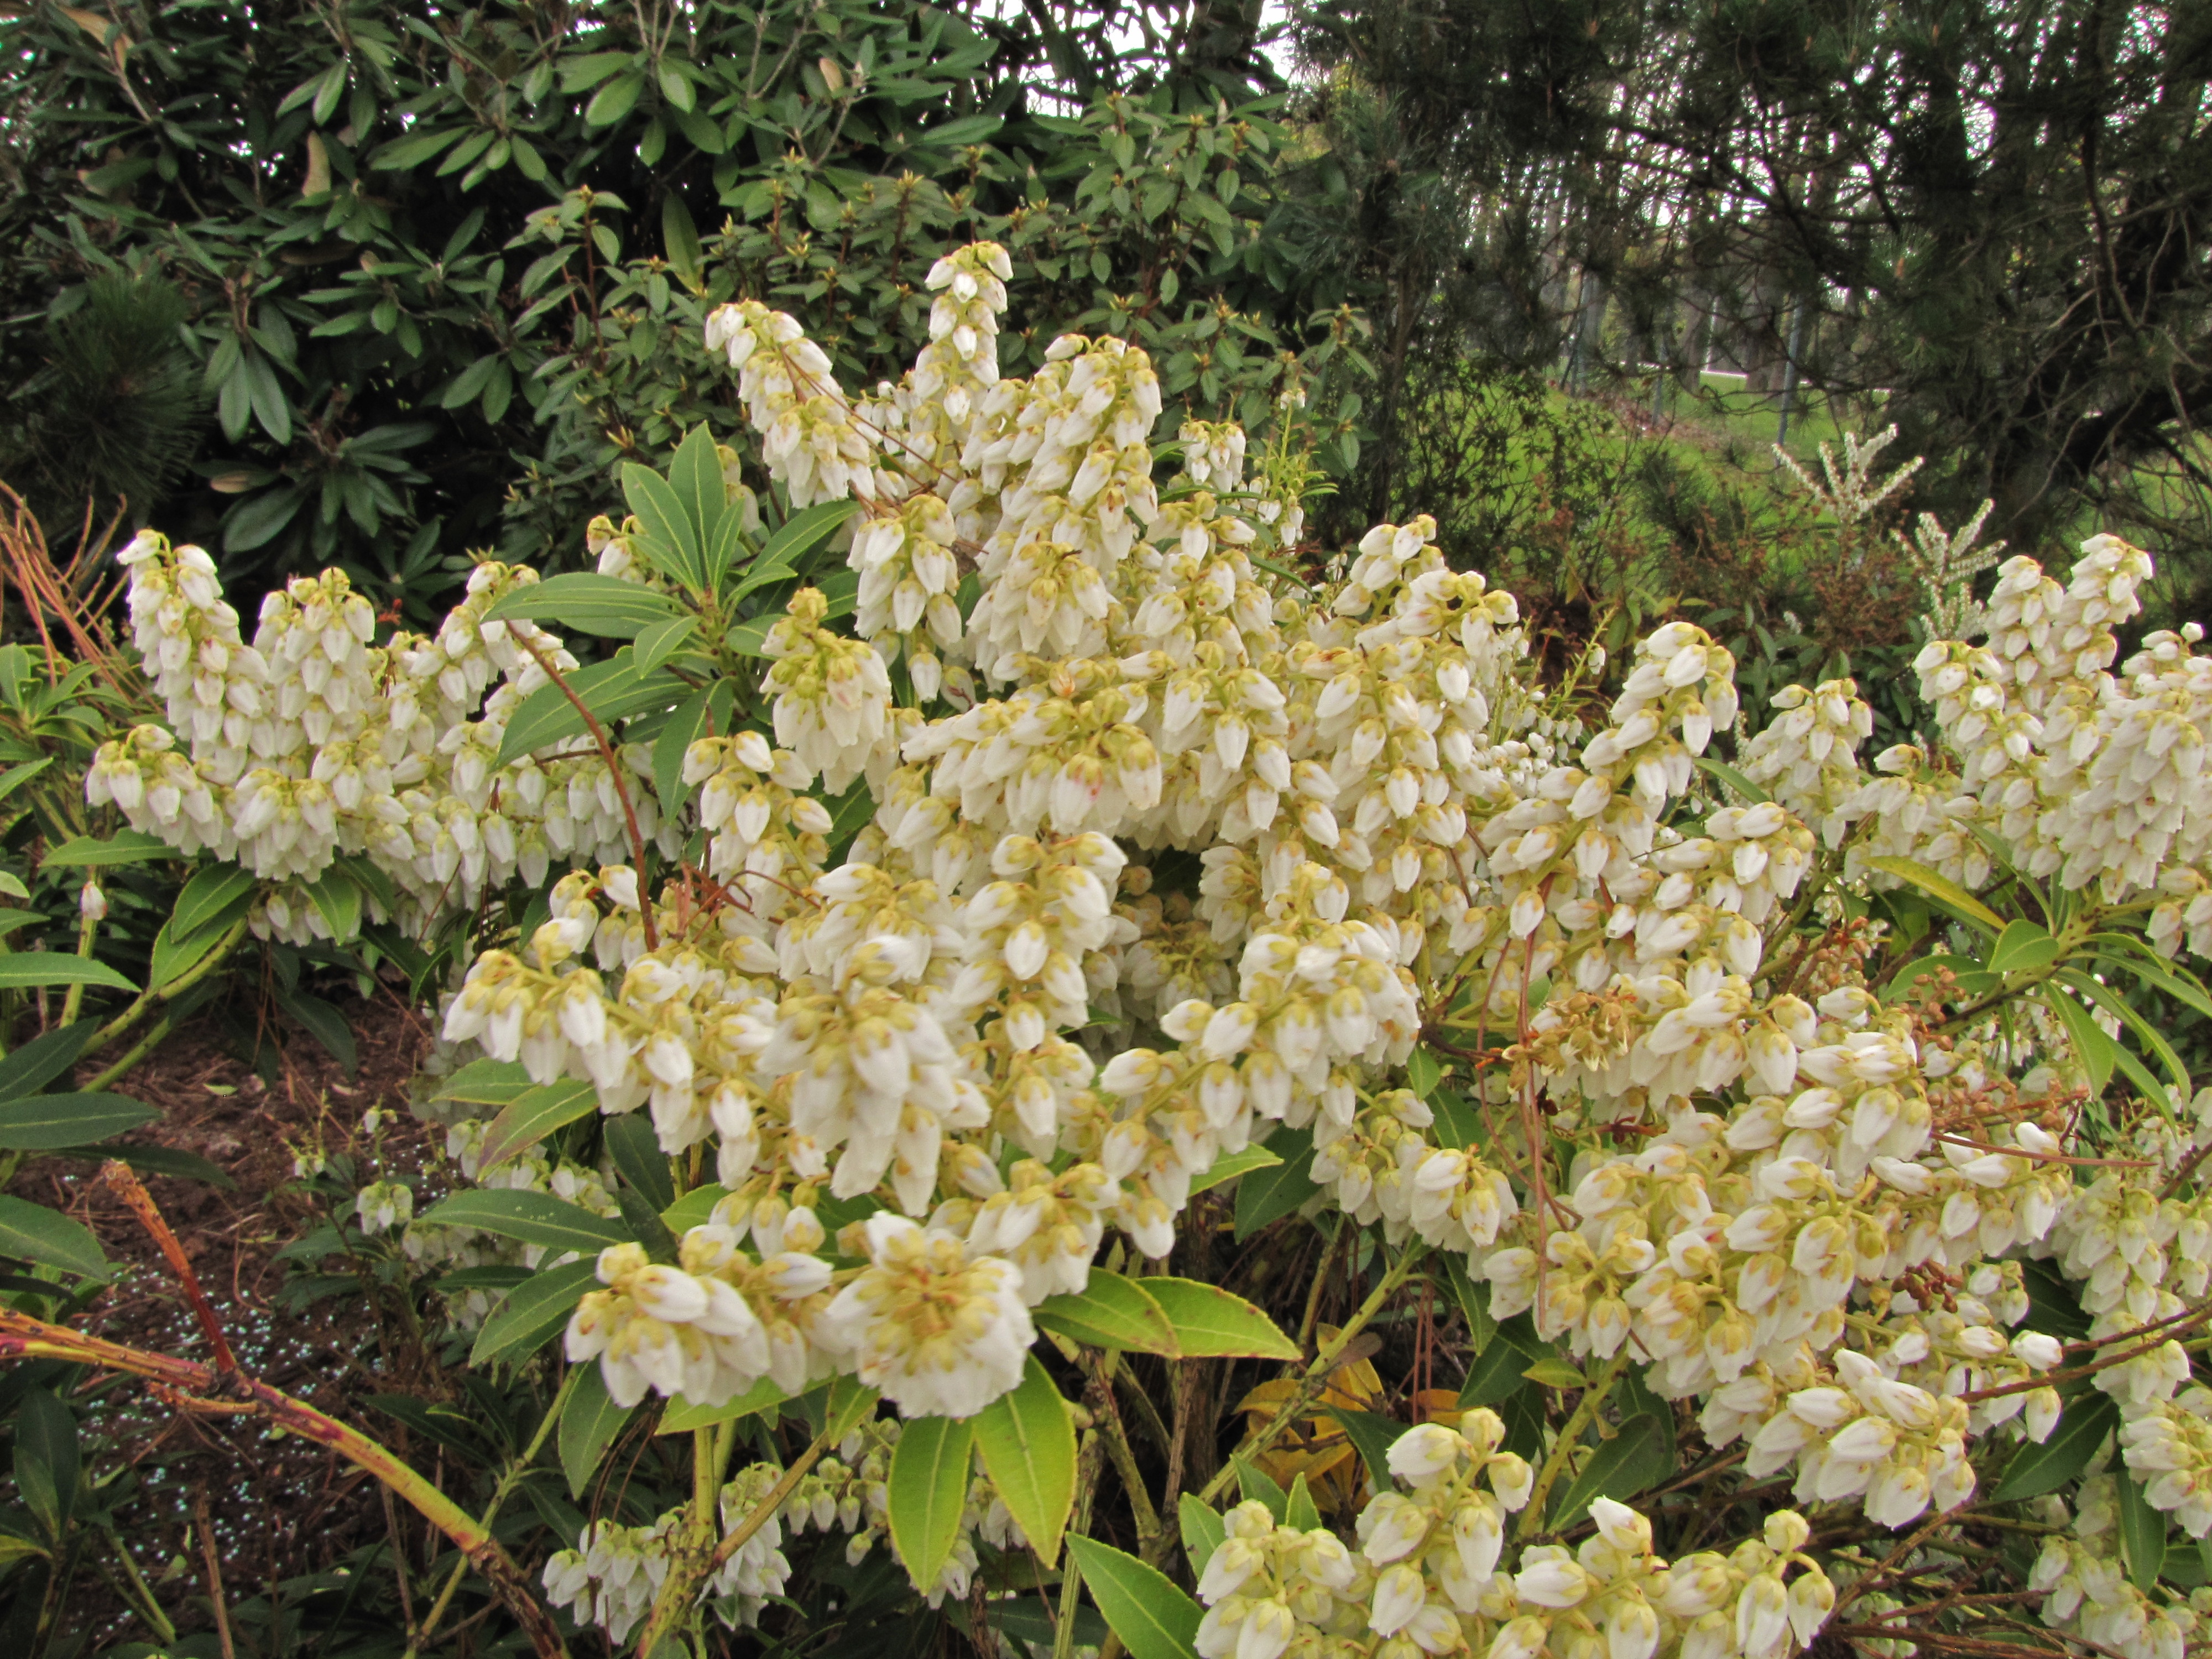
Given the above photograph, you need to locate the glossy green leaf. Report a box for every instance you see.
[171,864,255,940]
[471,1259,603,1366]
[0,1092,158,1150]
[758,498,862,575]
[659,1375,787,1436]
[1523,1357,1588,1389]
[604,1112,676,1211]
[14,1387,77,1538]
[0,1194,107,1279]
[476,1079,599,1172]
[1405,1044,1444,1099]
[434,1058,534,1108]
[1178,1493,1226,1576]
[39,832,170,872]
[1693,757,1770,804]
[623,462,704,590]
[1233,1125,1319,1239]
[0,953,134,992]
[653,682,729,824]
[1067,1535,1204,1659]
[2059,968,2189,1095]
[666,424,725,554]
[1991,1392,2117,1501]
[2119,1464,2166,1590]
[559,1363,636,1499]
[633,614,700,673]
[660,1183,730,1234]
[1335,1408,1405,1488]
[1548,1414,1670,1530]
[305,865,364,944]
[149,908,242,993]
[276,985,355,1074]
[974,1354,1078,1565]
[1142,1277,1300,1359]
[0,1022,98,1102]
[1190,1142,1282,1194]
[661,194,705,293]
[495,651,688,768]
[1034,1272,1178,1355]
[886,1415,974,1592]
[425,1190,631,1255]
[483,572,688,639]
[2041,988,2116,1093]
[1867,855,2005,933]
[1237,1458,1288,1518]
[1880,952,1997,1004]
[1284,1472,1321,1530]
[1988,920,2062,975]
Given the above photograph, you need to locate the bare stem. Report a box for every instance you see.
[504,622,659,951]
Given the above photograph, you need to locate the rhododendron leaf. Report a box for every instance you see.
[1068,1536,1202,1659]
[1867,857,2004,933]
[1143,1278,1298,1359]
[1548,1413,1668,1531]
[1991,1392,2116,1501]
[1034,1274,1177,1355]
[887,1413,973,1593]
[558,1363,635,1498]
[1178,1494,1225,1575]
[975,1354,1077,1566]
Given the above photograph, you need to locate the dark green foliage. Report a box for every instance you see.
[0,1,1359,624]
[1292,0,2212,607]
[1,275,207,533]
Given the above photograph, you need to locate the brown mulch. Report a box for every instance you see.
[15,991,450,1651]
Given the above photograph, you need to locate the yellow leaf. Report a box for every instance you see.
[303,133,331,200]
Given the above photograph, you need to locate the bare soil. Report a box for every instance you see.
[18,993,446,1652]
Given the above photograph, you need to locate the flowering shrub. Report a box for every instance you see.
[84,242,2212,1659]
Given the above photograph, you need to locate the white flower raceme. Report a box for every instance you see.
[820,1213,1032,1418]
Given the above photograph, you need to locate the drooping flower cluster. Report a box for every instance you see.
[1197,1413,1835,1659]
[97,243,2212,1641]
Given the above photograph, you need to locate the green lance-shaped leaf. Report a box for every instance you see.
[974,1355,1078,1565]
[1034,1272,1178,1355]
[1141,1277,1300,1359]
[1067,1535,1205,1659]
[886,1414,975,1593]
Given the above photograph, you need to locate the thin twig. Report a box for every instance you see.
[503,623,659,950]
[192,1489,237,1659]
[103,1160,237,1372]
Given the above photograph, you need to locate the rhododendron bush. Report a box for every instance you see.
[83,243,2212,1659]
